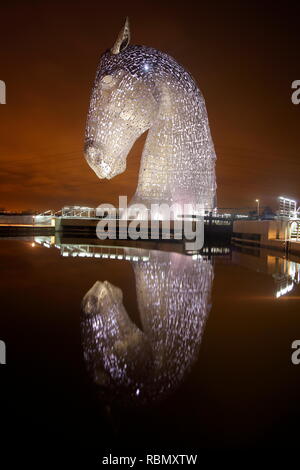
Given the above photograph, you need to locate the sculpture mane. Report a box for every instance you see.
[85,18,217,213]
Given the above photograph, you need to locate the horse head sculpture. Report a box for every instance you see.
[84,18,217,213]
[81,250,214,405]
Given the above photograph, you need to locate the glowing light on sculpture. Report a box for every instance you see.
[81,250,214,405]
[84,18,217,214]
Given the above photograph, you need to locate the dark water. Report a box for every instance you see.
[1,237,300,463]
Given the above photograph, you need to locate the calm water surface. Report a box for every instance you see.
[1,237,300,462]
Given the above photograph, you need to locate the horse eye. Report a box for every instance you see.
[101,75,114,85]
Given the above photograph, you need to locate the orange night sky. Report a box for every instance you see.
[0,0,299,212]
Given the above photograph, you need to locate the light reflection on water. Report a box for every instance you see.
[231,248,300,299]
[35,234,300,302]
[34,235,300,407]
[1,236,300,453]
[81,249,214,406]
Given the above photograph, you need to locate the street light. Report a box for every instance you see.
[255,199,260,218]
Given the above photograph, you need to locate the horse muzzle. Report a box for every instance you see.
[84,142,123,179]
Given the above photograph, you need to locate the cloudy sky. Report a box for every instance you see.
[0,0,299,211]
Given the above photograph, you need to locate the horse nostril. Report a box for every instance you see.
[84,144,103,165]
[84,143,99,162]
[84,141,106,162]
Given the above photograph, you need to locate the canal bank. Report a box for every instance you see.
[232,219,300,255]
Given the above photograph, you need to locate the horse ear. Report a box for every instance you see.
[111,17,130,55]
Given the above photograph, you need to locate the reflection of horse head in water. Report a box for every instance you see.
[84,18,217,213]
[81,250,214,406]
